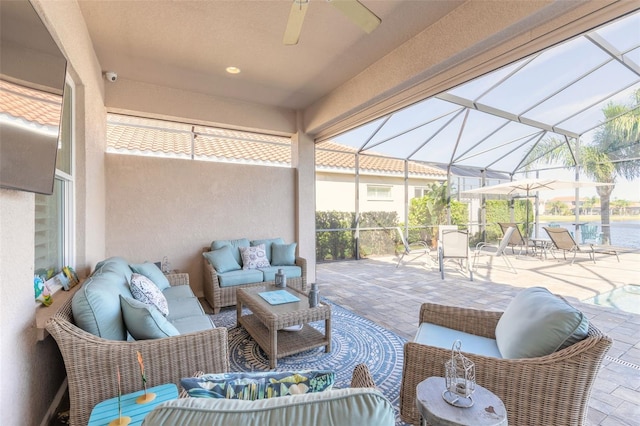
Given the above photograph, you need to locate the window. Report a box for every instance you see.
[34,80,74,281]
[367,185,392,200]
[414,187,427,198]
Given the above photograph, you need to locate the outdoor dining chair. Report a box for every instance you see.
[543,226,595,265]
[395,227,431,268]
[473,226,517,274]
[438,228,473,281]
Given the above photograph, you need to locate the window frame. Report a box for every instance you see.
[34,77,75,294]
[366,184,393,201]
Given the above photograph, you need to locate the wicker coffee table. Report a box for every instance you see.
[236,285,331,368]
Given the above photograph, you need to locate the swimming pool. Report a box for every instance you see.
[583,285,640,315]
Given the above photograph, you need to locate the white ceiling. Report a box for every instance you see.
[77,0,463,110]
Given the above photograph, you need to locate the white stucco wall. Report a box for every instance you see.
[0,189,66,426]
[105,154,297,296]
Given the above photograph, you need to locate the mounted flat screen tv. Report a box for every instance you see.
[0,0,67,195]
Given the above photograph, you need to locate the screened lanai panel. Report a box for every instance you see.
[524,61,640,127]
[597,11,640,53]
[365,98,460,147]
[561,83,640,134]
[327,10,640,178]
[476,38,610,115]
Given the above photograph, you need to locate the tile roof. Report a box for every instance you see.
[106,114,446,177]
[0,79,62,128]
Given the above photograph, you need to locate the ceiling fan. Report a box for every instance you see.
[283,0,381,45]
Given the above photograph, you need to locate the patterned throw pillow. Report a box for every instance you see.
[239,244,270,270]
[180,370,335,400]
[129,273,169,316]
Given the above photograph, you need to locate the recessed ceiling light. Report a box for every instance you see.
[226,66,241,74]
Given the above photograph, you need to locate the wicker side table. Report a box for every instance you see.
[237,286,331,368]
[416,377,507,426]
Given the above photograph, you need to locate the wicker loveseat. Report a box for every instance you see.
[46,259,230,426]
[203,237,307,313]
[400,290,612,426]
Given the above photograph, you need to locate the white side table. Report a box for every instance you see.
[416,377,507,426]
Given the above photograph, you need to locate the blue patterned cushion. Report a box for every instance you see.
[271,243,297,266]
[180,370,335,400]
[239,244,270,270]
[129,273,169,316]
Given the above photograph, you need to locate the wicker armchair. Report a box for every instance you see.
[46,278,230,426]
[400,302,612,426]
[202,247,307,313]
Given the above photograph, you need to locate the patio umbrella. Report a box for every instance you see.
[462,178,613,245]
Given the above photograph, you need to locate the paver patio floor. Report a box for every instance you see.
[316,248,640,426]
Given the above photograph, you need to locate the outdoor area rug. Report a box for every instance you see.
[210,298,408,425]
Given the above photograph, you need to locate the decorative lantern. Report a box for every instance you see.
[443,340,476,407]
[275,269,287,288]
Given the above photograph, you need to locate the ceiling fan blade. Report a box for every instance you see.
[328,0,381,34]
[283,0,309,45]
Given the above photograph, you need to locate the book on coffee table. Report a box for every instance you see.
[259,290,300,305]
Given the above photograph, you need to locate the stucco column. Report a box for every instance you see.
[292,114,316,284]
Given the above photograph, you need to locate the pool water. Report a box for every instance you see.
[583,285,640,315]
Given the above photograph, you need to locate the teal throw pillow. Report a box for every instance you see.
[250,238,284,263]
[130,262,171,291]
[271,242,297,266]
[211,238,249,266]
[495,286,589,359]
[120,295,179,340]
[180,370,335,400]
[203,246,242,273]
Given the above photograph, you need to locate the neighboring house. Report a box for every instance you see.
[316,142,447,214]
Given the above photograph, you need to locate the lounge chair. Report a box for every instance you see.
[543,226,595,264]
[498,222,533,254]
[399,294,612,426]
[438,227,473,281]
[473,226,517,273]
[395,227,431,267]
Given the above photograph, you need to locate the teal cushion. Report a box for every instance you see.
[130,262,171,291]
[93,257,132,281]
[259,266,302,282]
[120,295,179,340]
[143,388,396,425]
[217,269,264,287]
[250,238,284,263]
[72,269,131,340]
[180,370,335,399]
[414,323,502,358]
[271,243,297,266]
[495,286,589,359]
[211,238,249,266]
[204,246,242,273]
[170,315,216,334]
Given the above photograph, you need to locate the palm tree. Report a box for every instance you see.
[525,89,640,244]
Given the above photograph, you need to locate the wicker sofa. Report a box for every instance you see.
[400,288,613,426]
[46,257,230,426]
[203,237,307,313]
